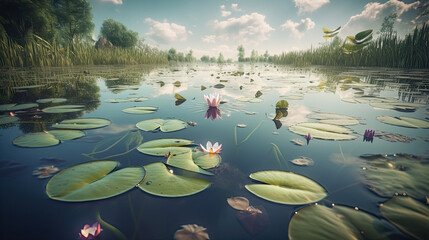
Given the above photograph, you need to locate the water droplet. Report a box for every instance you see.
[169,169,174,174]
[354,207,359,211]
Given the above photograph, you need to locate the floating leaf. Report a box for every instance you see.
[0,104,16,111]
[8,103,39,111]
[167,150,213,175]
[370,102,424,112]
[13,132,60,147]
[214,84,225,89]
[201,85,207,90]
[36,98,67,104]
[0,116,19,125]
[376,116,429,128]
[174,224,210,240]
[289,122,356,140]
[137,138,193,156]
[237,124,247,128]
[13,84,44,89]
[255,91,263,98]
[122,106,158,114]
[360,154,429,198]
[46,161,145,202]
[245,171,327,205]
[42,105,84,113]
[290,139,305,146]
[276,100,289,109]
[138,162,210,197]
[105,97,148,103]
[380,196,429,240]
[48,130,85,140]
[174,93,186,100]
[291,157,314,166]
[289,204,397,240]
[136,118,187,132]
[227,197,250,211]
[52,118,111,130]
[374,131,414,143]
[192,150,221,169]
[308,112,359,126]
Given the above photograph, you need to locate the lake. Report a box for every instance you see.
[0,63,428,240]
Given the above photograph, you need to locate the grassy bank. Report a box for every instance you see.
[0,34,168,68]
[273,24,429,69]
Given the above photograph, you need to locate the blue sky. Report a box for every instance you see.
[89,0,427,59]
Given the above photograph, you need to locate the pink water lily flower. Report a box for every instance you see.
[204,93,221,107]
[205,107,222,120]
[79,222,102,240]
[363,129,375,142]
[304,133,311,145]
[200,141,222,154]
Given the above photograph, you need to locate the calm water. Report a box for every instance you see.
[0,63,428,240]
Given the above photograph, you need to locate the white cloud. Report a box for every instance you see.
[294,0,329,14]
[342,0,420,37]
[202,35,216,43]
[220,5,231,17]
[281,18,315,39]
[231,4,242,12]
[213,13,274,44]
[100,0,123,4]
[145,18,188,44]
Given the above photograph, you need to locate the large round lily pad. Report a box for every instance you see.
[308,112,359,126]
[137,138,193,156]
[36,98,67,104]
[52,118,111,130]
[13,132,60,147]
[376,116,429,128]
[0,116,19,125]
[122,106,158,114]
[166,150,213,175]
[380,196,429,240]
[138,162,211,197]
[245,171,327,205]
[289,204,398,240]
[46,161,145,202]
[9,103,39,111]
[42,105,85,113]
[0,104,17,111]
[360,154,429,198]
[192,150,221,169]
[289,122,356,140]
[48,130,85,141]
[136,118,187,132]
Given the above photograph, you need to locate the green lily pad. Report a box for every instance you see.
[52,118,111,130]
[46,161,145,202]
[138,162,211,197]
[245,171,327,205]
[289,204,397,240]
[360,154,429,198]
[289,122,356,140]
[48,130,85,141]
[0,104,17,111]
[36,98,67,104]
[13,132,60,147]
[105,97,148,103]
[370,102,424,112]
[0,116,19,125]
[13,84,44,89]
[167,150,213,175]
[137,138,193,156]
[122,106,158,114]
[136,118,187,132]
[377,116,429,128]
[380,196,429,240]
[9,103,39,111]
[308,112,359,126]
[192,150,221,169]
[42,105,85,113]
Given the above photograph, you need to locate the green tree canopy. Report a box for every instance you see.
[100,18,138,48]
[237,45,245,62]
[217,53,225,63]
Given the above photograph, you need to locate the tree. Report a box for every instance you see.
[250,50,259,62]
[100,18,138,48]
[217,53,225,63]
[209,56,216,62]
[185,50,195,62]
[237,45,245,62]
[200,55,210,62]
[167,48,177,61]
[53,0,94,44]
[0,0,57,45]
[263,50,269,62]
[378,12,397,36]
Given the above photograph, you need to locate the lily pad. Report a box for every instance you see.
[291,157,314,166]
[380,196,429,240]
[48,130,85,141]
[122,106,158,114]
[0,104,17,111]
[166,150,213,175]
[0,116,19,125]
[360,154,429,198]
[52,118,111,130]
[13,132,59,147]
[227,197,250,211]
[174,93,186,100]
[289,122,356,140]
[46,161,145,202]
[8,103,39,111]
[374,131,414,143]
[376,116,429,128]
[42,105,84,113]
[245,171,327,205]
[308,112,359,126]
[192,150,221,169]
[370,102,424,112]
[137,138,193,156]
[138,162,210,197]
[136,118,187,132]
[36,98,67,104]
[289,204,397,240]
[105,97,148,103]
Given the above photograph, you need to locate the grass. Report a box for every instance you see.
[273,24,429,69]
[0,33,168,68]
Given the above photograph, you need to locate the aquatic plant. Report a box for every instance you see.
[200,141,222,154]
[204,93,221,107]
[363,129,375,142]
[205,107,222,120]
[304,133,311,144]
[79,222,102,240]
[174,224,210,240]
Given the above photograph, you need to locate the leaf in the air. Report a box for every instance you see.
[52,118,111,130]
[138,162,210,197]
[136,118,187,132]
[13,132,60,147]
[376,116,429,128]
[245,171,327,204]
[380,196,429,240]
[137,138,193,156]
[166,150,213,175]
[289,122,356,140]
[192,150,221,169]
[122,106,158,114]
[355,29,373,41]
[46,161,145,202]
[322,26,341,34]
[289,204,398,240]
[42,105,84,113]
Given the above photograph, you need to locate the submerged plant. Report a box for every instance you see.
[200,141,222,154]
[79,222,102,240]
